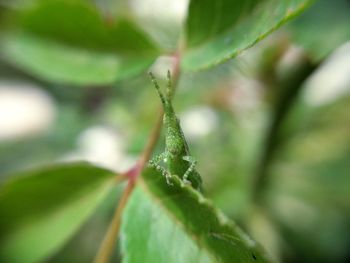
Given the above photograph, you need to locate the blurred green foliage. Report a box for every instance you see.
[0,0,349,262]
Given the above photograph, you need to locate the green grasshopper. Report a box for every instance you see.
[148,71,202,191]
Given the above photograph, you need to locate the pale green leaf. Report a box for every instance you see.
[0,162,116,263]
[121,167,271,263]
[1,0,159,85]
[182,0,314,71]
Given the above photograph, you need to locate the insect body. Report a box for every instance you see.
[149,71,202,191]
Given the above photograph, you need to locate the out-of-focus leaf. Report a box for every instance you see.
[271,91,350,209]
[265,92,350,261]
[289,0,350,61]
[0,5,5,22]
[182,0,314,71]
[121,167,271,263]
[1,0,159,85]
[48,184,123,263]
[0,162,116,263]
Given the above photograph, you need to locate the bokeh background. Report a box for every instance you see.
[0,0,349,262]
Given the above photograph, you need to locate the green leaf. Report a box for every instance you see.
[0,162,116,263]
[289,0,350,61]
[182,0,314,71]
[121,167,271,263]
[1,0,159,85]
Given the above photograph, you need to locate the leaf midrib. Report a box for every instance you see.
[139,176,223,263]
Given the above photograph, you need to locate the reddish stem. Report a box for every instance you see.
[95,52,182,263]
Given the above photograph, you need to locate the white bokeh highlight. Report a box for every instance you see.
[130,0,188,21]
[304,42,350,106]
[0,82,56,140]
[62,125,136,173]
[180,106,218,139]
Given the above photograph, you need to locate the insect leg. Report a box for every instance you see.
[182,155,197,184]
[149,152,166,166]
[149,152,173,185]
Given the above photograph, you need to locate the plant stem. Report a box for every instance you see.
[94,52,182,263]
[94,180,134,263]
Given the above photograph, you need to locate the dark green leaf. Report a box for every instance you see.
[182,0,314,71]
[1,0,159,85]
[0,162,116,263]
[121,167,271,263]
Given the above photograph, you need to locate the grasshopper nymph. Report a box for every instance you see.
[148,71,202,191]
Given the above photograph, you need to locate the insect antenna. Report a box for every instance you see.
[149,72,166,106]
[166,70,173,100]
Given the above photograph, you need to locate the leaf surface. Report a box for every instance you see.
[182,0,314,71]
[1,0,159,85]
[121,167,271,263]
[0,162,116,263]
